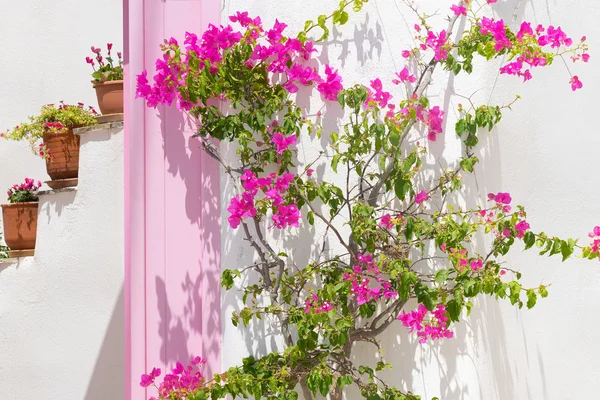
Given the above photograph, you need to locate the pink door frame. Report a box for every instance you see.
[124,1,222,399]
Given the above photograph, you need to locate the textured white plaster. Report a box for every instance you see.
[0,126,124,399]
[221,1,600,399]
[0,0,123,237]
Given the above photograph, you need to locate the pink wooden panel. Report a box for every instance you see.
[124,1,222,399]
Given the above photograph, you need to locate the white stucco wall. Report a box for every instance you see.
[0,124,125,399]
[220,1,600,399]
[0,0,123,237]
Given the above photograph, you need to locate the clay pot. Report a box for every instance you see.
[1,202,38,250]
[43,129,80,180]
[93,80,123,115]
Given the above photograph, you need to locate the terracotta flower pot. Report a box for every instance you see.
[43,129,80,180]
[93,80,123,115]
[1,202,38,250]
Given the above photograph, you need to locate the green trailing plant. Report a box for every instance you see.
[2,102,97,159]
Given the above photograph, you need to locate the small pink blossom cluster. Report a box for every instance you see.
[388,94,445,142]
[7,178,42,199]
[379,213,397,229]
[445,246,484,272]
[140,357,207,400]
[271,131,296,154]
[415,190,429,205]
[398,303,454,343]
[484,192,531,239]
[392,66,416,86]
[227,169,300,230]
[37,143,52,159]
[479,17,512,51]
[136,14,345,110]
[487,192,512,212]
[366,78,393,109]
[499,22,588,88]
[304,293,334,314]
[589,226,600,258]
[342,254,398,306]
[425,30,450,61]
[87,43,121,68]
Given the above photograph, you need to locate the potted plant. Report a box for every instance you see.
[2,102,97,182]
[87,43,123,115]
[1,178,41,251]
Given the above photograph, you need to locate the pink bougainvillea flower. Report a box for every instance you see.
[488,192,512,205]
[424,106,444,141]
[589,226,600,238]
[470,259,483,271]
[415,190,429,204]
[272,203,301,229]
[229,11,253,27]
[274,173,294,193]
[515,220,531,239]
[140,374,153,387]
[227,192,257,229]
[450,4,467,16]
[306,168,314,177]
[272,132,297,154]
[487,0,497,3]
[393,66,417,84]
[379,214,394,229]
[317,65,343,101]
[368,78,392,108]
[570,75,583,91]
[426,30,449,60]
[398,304,453,343]
[479,17,512,51]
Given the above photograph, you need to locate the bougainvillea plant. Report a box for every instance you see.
[87,43,124,83]
[137,0,598,399]
[2,102,97,159]
[6,178,41,204]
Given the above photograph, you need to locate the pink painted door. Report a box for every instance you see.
[124,1,221,399]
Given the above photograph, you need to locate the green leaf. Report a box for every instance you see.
[465,300,473,316]
[307,210,315,225]
[404,217,414,241]
[523,231,535,250]
[526,289,537,309]
[338,11,349,25]
[337,375,353,388]
[446,299,461,322]
[337,91,346,108]
[561,239,574,261]
[394,178,410,201]
[389,131,400,146]
[331,154,342,172]
[455,119,466,137]
[435,269,449,284]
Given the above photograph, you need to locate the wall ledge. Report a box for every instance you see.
[75,121,124,136]
[38,187,77,197]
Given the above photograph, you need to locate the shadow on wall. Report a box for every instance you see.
[147,104,221,378]
[84,287,125,400]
